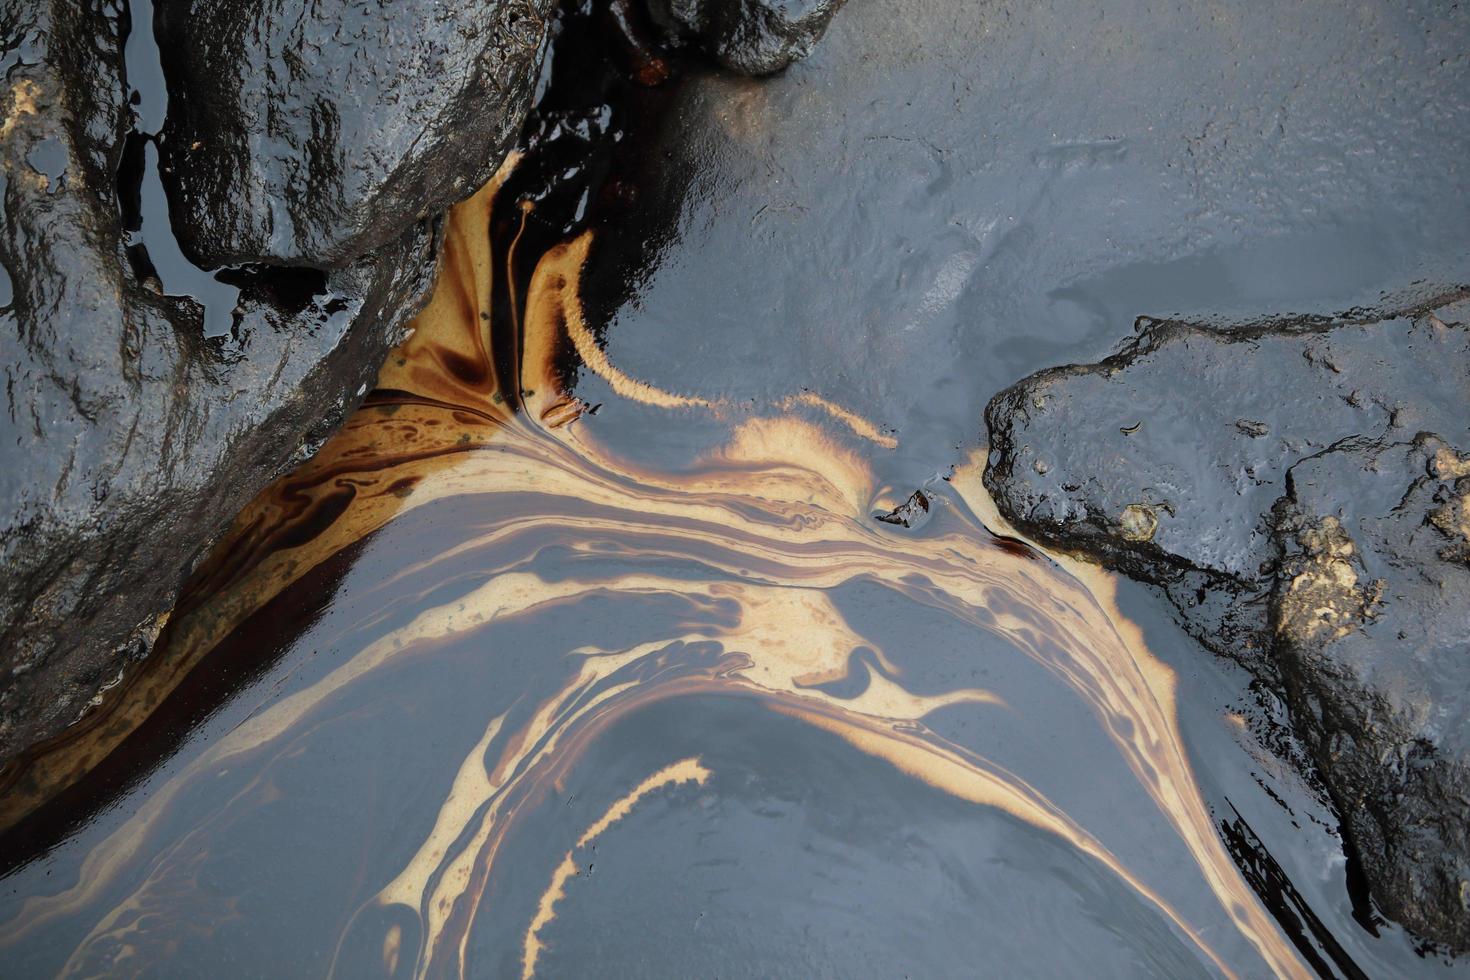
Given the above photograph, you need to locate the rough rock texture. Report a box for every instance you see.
[0,0,437,763]
[0,0,852,771]
[983,299,1470,946]
[1273,436,1470,945]
[575,0,1470,510]
[644,0,846,74]
[155,0,556,268]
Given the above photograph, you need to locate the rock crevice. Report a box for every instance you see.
[0,0,849,763]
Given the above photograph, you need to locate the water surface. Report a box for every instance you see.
[3,1,1469,976]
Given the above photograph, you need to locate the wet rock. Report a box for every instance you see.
[0,0,437,762]
[875,488,930,529]
[1272,436,1470,946]
[643,0,846,74]
[580,0,1470,507]
[983,299,1470,946]
[155,0,554,268]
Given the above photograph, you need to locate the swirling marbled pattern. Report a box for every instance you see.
[0,160,1310,979]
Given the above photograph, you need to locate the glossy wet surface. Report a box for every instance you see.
[3,0,1470,976]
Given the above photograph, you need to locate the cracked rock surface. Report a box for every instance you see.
[0,0,851,767]
[984,298,1470,946]
[156,0,557,268]
[0,0,438,763]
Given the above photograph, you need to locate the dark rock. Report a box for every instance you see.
[983,299,1470,946]
[643,0,846,74]
[154,0,555,268]
[1273,436,1470,946]
[876,488,930,529]
[0,0,437,763]
[0,0,858,774]
[578,0,1470,507]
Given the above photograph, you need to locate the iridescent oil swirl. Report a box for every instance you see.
[0,158,1313,979]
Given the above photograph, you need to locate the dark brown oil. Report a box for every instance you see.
[3,2,1466,976]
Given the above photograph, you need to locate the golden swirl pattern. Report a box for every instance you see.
[0,157,1308,979]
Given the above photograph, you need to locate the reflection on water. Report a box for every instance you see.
[0,156,1315,979]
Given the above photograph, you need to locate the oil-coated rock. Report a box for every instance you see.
[155,0,555,268]
[643,0,846,74]
[1272,435,1470,947]
[0,0,438,763]
[983,298,1470,947]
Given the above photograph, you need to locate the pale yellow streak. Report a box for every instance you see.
[697,416,875,515]
[390,644,673,978]
[383,923,403,976]
[535,233,896,455]
[575,758,711,846]
[0,153,525,836]
[783,707,1240,979]
[954,448,1308,979]
[5,181,1312,980]
[362,575,1005,980]
[376,714,507,909]
[18,433,1303,979]
[522,758,711,979]
[552,233,715,411]
[777,391,898,449]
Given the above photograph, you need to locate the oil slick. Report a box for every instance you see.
[521,757,712,979]
[0,158,1311,978]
